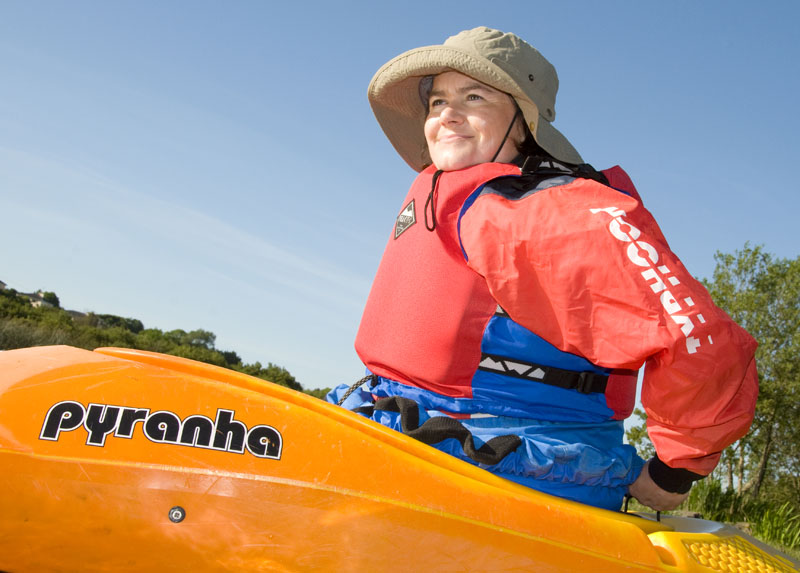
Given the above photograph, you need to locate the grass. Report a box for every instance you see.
[684,480,800,559]
[748,502,800,559]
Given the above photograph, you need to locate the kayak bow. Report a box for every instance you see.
[0,345,796,572]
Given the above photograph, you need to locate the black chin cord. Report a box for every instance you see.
[490,108,522,163]
[425,169,443,231]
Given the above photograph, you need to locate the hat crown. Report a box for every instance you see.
[443,27,558,121]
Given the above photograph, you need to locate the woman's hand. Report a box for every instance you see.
[628,459,690,511]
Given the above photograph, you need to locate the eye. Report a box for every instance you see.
[466,93,484,101]
[429,98,446,109]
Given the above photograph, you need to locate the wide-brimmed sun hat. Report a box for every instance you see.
[368,26,583,172]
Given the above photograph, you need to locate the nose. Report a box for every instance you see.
[438,103,463,125]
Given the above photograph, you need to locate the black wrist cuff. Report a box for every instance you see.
[648,455,705,494]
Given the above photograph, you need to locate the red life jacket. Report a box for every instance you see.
[355,162,637,421]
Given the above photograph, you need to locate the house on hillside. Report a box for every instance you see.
[24,291,54,308]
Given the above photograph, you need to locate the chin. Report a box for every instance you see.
[432,155,481,172]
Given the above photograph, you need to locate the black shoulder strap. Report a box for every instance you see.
[520,155,609,186]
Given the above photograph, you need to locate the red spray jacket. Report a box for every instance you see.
[357,163,758,476]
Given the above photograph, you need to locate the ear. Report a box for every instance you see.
[511,108,532,152]
[513,115,528,146]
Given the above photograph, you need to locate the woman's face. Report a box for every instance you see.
[424,71,523,171]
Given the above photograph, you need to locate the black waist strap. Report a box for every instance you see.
[478,353,609,394]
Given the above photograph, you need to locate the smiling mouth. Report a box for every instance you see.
[438,134,472,143]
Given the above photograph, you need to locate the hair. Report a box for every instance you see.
[513,106,558,162]
[419,75,434,109]
[516,126,552,158]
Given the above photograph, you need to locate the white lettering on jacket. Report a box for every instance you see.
[590,207,711,354]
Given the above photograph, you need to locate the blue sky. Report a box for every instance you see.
[1,1,798,391]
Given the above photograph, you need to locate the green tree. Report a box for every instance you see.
[221,350,242,367]
[132,328,174,353]
[40,291,60,308]
[234,361,303,392]
[305,387,333,400]
[168,344,228,367]
[81,313,144,334]
[624,408,654,460]
[703,245,800,500]
[184,329,216,349]
[0,285,322,397]
[0,289,35,319]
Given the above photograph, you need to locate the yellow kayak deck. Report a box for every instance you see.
[0,345,796,572]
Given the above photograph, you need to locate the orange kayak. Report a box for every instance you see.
[0,345,796,572]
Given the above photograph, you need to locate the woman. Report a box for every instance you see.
[330,27,758,511]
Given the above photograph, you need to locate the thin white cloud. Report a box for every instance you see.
[1,146,371,311]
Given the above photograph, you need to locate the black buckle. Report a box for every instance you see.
[576,371,593,394]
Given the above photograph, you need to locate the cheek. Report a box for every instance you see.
[470,115,496,143]
[423,117,438,145]
[474,108,515,145]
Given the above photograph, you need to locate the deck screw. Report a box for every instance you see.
[169,506,186,523]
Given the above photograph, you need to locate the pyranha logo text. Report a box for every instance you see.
[40,400,283,459]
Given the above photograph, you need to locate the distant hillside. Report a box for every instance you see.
[0,283,329,399]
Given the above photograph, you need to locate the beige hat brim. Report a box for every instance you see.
[368,45,583,172]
